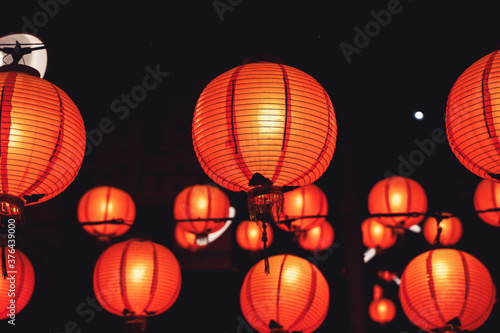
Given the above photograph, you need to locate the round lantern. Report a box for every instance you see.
[368,176,427,230]
[192,57,337,224]
[173,184,230,245]
[297,219,334,251]
[473,179,500,226]
[362,217,397,250]
[399,249,496,333]
[423,212,462,246]
[277,183,328,232]
[77,186,136,240]
[369,285,396,325]
[0,249,35,320]
[236,220,274,251]
[240,254,329,333]
[93,238,181,330]
[0,64,86,215]
[445,50,500,182]
[174,224,201,251]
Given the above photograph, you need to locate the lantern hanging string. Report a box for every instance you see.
[79,218,133,226]
[174,217,232,223]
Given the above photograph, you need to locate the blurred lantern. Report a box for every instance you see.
[445,50,500,182]
[277,183,328,232]
[236,220,273,251]
[240,254,329,333]
[93,238,181,333]
[369,285,396,325]
[297,219,334,251]
[174,224,201,251]
[77,186,136,241]
[378,270,397,283]
[423,212,462,246]
[362,217,397,250]
[173,184,230,246]
[399,249,496,333]
[0,249,35,320]
[368,176,427,231]
[474,179,500,226]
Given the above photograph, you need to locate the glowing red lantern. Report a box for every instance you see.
[422,212,462,246]
[77,186,136,240]
[240,254,329,333]
[399,249,496,332]
[192,57,337,224]
[277,183,328,232]
[236,220,273,251]
[93,238,181,330]
[369,285,396,325]
[446,50,500,181]
[297,219,334,251]
[474,179,500,226]
[0,249,35,320]
[174,224,201,251]
[361,217,397,250]
[173,184,230,245]
[368,176,427,230]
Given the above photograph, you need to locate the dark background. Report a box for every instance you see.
[1,0,500,332]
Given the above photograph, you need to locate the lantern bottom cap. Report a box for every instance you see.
[0,194,25,216]
[123,316,148,333]
[247,185,284,223]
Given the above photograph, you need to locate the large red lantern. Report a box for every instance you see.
[236,220,274,251]
[192,57,337,224]
[361,217,397,250]
[277,183,328,232]
[297,219,334,251]
[422,212,462,246]
[0,249,35,320]
[240,254,329,333]
[473,179,500,226]
[368,176,427,230]
[445,50,500,181]
[93,238,181,331]
[77,186,136,241]
[369,285,396,325]
[399,249,496,332]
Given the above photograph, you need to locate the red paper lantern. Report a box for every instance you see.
[399,249,496,332]
[277,183,328,232]
[173,184,230,245]
[0,249,35,320]
[174,224,201,251]
[369,285,396,325]
[297,219,334,251]
[422,212,462,246]
[474,179,500,226]
[446,50,500,181]
[192,57,337,224]
[361,217,397,250]
[368,176,427,230]
[0,64,86,214]
[240,254,329,333]
[236,220,273,251]
[77,186,136,240]
[93,239,181,329]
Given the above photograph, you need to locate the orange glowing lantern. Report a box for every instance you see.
[423,212,462,246]
[369,285,396,325]
[368,176,427,230]
[446,50,500,182]
[277,183,328,232]
[399,249,496,333]
[192,56,337,224]
[173,184,230,245]
[236,220,274,251]
[0,249,35,320]
[240,254,329,333]
[362,217,397,250]
[474,179,500,226]
[77,186,136,241]
[174,224,201,251]
[93,238,181,331]
[297,219,334,251]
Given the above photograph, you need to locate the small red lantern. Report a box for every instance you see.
[368,176,427,230]
[77,186,136,241]
[446,50,500,181]
[423,212,462,246]
[277,183,328,232]
[399,249,496,333]
[240,254,329,333]
[93,238,181,332]
[236,220,274,251]
[474,179,500,226]
[369,285,396,325]
[361,217,397,250]
[0,249,35,320]
[174,224,201,251]
[297,219,334,251]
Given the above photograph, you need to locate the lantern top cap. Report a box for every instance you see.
[243,54,285,65]
[0,64,40,77]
